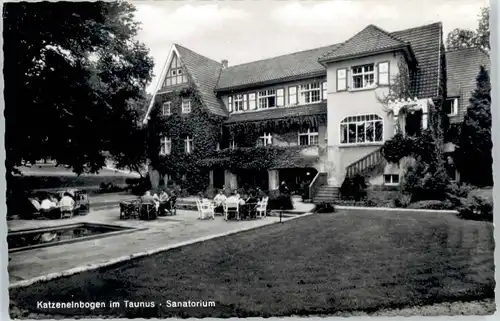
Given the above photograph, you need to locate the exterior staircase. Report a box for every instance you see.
[345,147,385,178]
[309,147,385,204]
[313,185,340,204]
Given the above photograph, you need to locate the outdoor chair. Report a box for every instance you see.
[223,201,240,221]
[256,197,269,218]
[120,200,140,220]
[162,196,177,216]
[196,200,215,220]
[75,191,90,215]
[60,205,74,219]
[139,202,157,220]
[27,198,42,220]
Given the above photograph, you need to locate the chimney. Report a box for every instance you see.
[221,59,229,69]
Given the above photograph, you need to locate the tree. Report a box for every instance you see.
[455,66,492,187]
[446,6,490,51]
[3,1,154,178]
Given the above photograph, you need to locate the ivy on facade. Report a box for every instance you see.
[200,145,322,171]
[146,83,223,193]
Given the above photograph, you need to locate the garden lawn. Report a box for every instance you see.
[9,210,495,318]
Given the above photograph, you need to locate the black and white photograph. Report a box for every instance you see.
[3,0,496,318]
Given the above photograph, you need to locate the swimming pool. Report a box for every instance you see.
[8,223,145,253]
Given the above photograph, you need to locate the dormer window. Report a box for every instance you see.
[258,90,276,109]
[299,83,321,104]
[352,64,375,89]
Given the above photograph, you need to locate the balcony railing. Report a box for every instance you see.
[345,147,385,178]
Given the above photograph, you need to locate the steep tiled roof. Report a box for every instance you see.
[217,23,442,100]
[216,45,341,91]
[175,44,227,117]
[319,25,409,63]
[446,47,490,123]
[392,22,443,99]
[225,103,326,124]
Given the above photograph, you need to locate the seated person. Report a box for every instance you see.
[140,191,155,204]
[226,190,240,202]
[159,190,169,203]
[213,189,226,214]
[245,192,259,218]
[40,195,59,218]
[59,192,75,213]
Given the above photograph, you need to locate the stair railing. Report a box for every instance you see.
[309,172,328,202]
[345,147,385,178]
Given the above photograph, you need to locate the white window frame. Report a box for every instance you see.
[233,94,245,112]
[184,136,193,154]
[288,86,298,105]
[378,62,390,86]
[384,174,400,186]
[340,114,384,145]
[299,82,321,104]
[351,64,375,89]
[160,137,171,156]
[181,99,191,113]
[298,128,319,146]
[258,90,277,109]
[444,98,459,116]
[322,82,327,100]
[162,101,171,116]
[257,132,273,147]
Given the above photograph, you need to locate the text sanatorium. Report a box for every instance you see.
[37,300,216,309]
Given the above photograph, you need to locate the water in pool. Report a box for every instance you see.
[8,224,130,250]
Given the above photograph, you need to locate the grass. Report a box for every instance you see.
[9,210,495,318]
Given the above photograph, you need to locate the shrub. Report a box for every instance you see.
[446,182,474,198]
[458,195,493,222]
[393,194,412,208]
[407,200,454,210]
[381,133,413,163]
[314,202,336,213]
[402,162,450,202]
[340,174,367,201]
[268,194,294,210]
[98,181,124,193]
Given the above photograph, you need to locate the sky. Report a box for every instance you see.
[133,0,489,93]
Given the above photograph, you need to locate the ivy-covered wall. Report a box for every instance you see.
[147,85,223,193]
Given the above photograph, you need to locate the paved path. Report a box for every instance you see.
[8,208,287,284]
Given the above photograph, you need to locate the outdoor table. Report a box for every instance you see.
[139,203,157,221]
[241,202,258,219]
[120,200,140,220]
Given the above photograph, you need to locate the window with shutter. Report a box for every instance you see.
[288,86,298,105]
[228,96,233,112]
[249,93,256,110]
[322,82,327,100]
[337,69,347,91]
[243,94,248,110]
[378,62,390,85]
[277,89,285,106]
